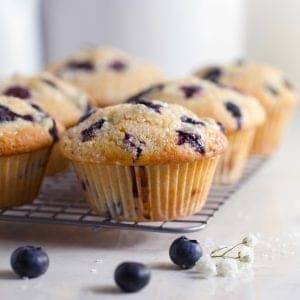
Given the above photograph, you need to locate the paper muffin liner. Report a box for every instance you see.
[46,142,69,176]
[71,157,219,221]
[214,129,255,185]
[251,106,294,156]
[0,147,51,208]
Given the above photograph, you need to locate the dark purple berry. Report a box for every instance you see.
[114,262,151,293]
[4,86,31,99]
[109,60,127,72]
[81,119,105,142]
[265,83,279,96]
[127,98,162,113]
[169,236,203,269]
[123,133,144,159]
[176,130,205,154]
[0,105,33,123]
[49,120,58,142]
[66,60,95,72]
[180,115,205,126]
[10,246,49,279]
[126,83,164,101]
[78,108,96,124]
[202,67,222,83]
[225,101,242,129]
[180,85,202,98]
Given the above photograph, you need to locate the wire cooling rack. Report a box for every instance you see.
[0,158,266,233]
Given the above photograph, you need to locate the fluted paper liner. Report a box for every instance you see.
[251,106,294,156]
[0,147,51,208]
[46,142,69,176]
[72,157,219,221]
[214,129,255,185]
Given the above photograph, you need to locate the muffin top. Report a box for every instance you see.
[0,96,58,156]
[129,77,266,132]
[0,72,92,128]
[60,99,227,165]
[46,47,165,107]
[194,61,298,112]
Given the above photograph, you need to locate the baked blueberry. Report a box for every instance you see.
[176,130,205,154]
[81,118,106,142]
[4,86,31,99]
[109,60,127,72]
[127,98,162,113]
[114,262,151,293]
[169,236,202,269]
[180,115,205,126]
[49,121,59,142]
[66,60,95,72]
[202,67,222,83]
[123,133,144,159]
[180,85,202,98]
[0,104,33,123]
[10,246,49,278]
[126,83,164,101]
[224,101,242,129]
[42,78,57,89]
[265,83,279,96]
[78,108,96,124]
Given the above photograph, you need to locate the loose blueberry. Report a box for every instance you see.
[202,67,222,83]
[224,101,242,129]
[114,262,151,293]
[169,236,203,269]
[66,60,95,72]
[81,118,106,142]
[176,130,205,154]
[180,115,205,126]
[4,86,31,99]
[180,85,202,98]
[10,246,49,279]
[109,60,127,72]
[127,98,162,113]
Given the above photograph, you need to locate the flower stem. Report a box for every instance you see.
[210,242,243,258]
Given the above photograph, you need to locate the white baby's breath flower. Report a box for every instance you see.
[242,234,258,247]
[195,257,217,278]
[216,259,239,277]
[238,246,254,263]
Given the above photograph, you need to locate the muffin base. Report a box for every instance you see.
[46,142,69,176]
[0,147,51,208]
[251,107,294,156]
[72,158,219,221]
[214,129,255,185]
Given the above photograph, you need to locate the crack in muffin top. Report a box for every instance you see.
[127,77,266,132]
[0,73,92,128]
[0,96,58,155]
[60,100,227,165]
[193,62,298,112]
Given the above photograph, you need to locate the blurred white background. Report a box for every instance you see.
[0,0,299,85]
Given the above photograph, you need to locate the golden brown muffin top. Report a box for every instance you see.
[129,77,266,132]
[0,96,57,156]
[60,99,227,165]
[0,72,92,128]
[46,47,165,107]
[194,61,298,112]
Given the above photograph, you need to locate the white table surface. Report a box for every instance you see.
[0,112,299,300]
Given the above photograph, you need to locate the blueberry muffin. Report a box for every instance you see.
[194,61,298,155]
[128,77,265,184]
[60,99,227,221]
[0,72,93,175]
[46,47,165,107]
[0,96,57,208]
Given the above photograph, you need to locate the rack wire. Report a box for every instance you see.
[0,158,266,233]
